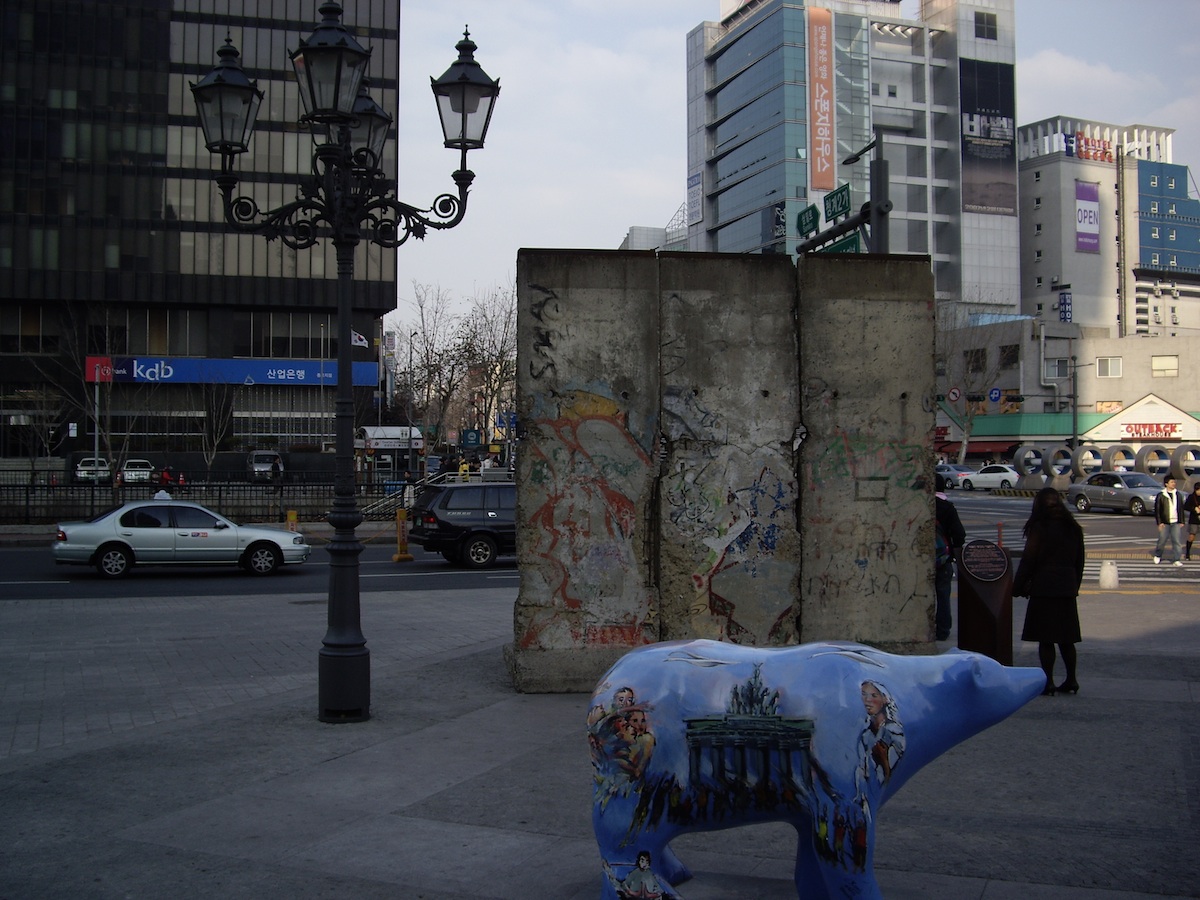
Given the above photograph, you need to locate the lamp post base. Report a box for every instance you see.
[318,649,371,722]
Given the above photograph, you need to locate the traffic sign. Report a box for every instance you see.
[947,387,961,402]
[988,387,1001,403]
[798,204,820,236]
[821,233,861,254]
[824,183,851,221]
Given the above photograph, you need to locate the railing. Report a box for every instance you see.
[0,468,516,526]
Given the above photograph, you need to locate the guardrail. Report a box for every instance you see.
[0,469,516,525]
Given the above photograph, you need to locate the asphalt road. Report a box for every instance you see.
[0,539,517,602]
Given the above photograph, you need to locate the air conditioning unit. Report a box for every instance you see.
[1154,314,1162,323]
[1050,276,1059,284]
[1154,286,1162,295]
[1172,289,1180,298]
[1172,315,1179,324]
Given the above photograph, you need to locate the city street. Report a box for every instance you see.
[1,502,1198,898]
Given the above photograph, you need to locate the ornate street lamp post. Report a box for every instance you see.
[191,3,499,723]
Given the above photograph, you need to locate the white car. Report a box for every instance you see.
[74,457,112,483]
[52,500,311,578]
[962,464,1021,491]
[935,463,974,489]
[121,459,156,483]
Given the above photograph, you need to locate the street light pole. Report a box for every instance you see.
[192,3,499,723]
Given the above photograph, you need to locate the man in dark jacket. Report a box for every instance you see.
[934,474,967,641]
[1154,475,1186,565]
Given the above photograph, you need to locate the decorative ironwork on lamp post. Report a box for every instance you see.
[191,2,499,723]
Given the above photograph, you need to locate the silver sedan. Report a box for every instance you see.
[1066,471,1163,516]
[52,500,311,577]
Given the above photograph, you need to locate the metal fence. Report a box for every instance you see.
[0,482,382,526]
[0,469,509,526]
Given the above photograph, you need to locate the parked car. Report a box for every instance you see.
[935,463,974,489]
[408,481,516,567]
[73,457,112,483]
[52,500,311,578]
[247,450,284,483]
[1066,471,1164,516]
[121,459,156,483]
[961,464,1021,491]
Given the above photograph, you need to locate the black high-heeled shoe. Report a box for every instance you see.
[1056,681,1080,695]
[1041,683,1056,696]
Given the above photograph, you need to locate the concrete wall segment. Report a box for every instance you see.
[656,254,802,645]
[509,251,937,690]
[797,256,937,650]
[513,250,661,666]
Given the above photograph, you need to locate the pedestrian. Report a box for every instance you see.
[934,474,966,642]
[1153,475,1186,566]
[1183,481,1200,560]
[1013,487,1085,696]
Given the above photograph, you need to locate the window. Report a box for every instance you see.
[999,344,1019,368]
[1151,175,1159,187]
[173,506,221,529]
[1169,229,1176,241]
[974,11,998,39]
[1168,177,1176,189]
[1152,355,1179,377]
[935,355,947,376]
[887,85,897,98]
[1034,197,1041,209]
[445,487,485,509]
[1169,203,1177,214]
[871,82,880,96]
[1034,171,1041,182]
[964,348,986,374]
[1034,223,1042,235]
[1152,227,1160,239]
[1152,253,1160,266]
[1035,250,1042,261]
[1036,277,1043,288]
[1045,358,1069,378]
[1097,357,1123,378]
[1151,202,1159,214]
[1170,255,1178,266]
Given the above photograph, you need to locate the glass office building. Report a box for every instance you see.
[686,0,1020,319]
[0,1,398,459]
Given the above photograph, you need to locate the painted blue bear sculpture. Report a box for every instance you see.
[587,640,1045,899]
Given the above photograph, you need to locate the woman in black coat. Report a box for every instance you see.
[1013,487,1085,696]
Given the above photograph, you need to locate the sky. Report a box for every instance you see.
[385,0,1200,326]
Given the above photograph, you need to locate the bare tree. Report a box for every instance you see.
[461,281,517,452]
[404,283,474,462]
[936,304,1014,463]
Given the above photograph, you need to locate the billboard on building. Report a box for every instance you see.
[807,7,835,192]
[959,59,1017,216]
[84,356,377,387]
[1076,181,1101,253]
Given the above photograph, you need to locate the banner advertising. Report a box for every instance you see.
[959,59,1017,216]
[807,7,835,192]
[1075,181,1100,253]
[84,356,377,387]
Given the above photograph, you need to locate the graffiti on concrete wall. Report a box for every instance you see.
[801,423,929,623]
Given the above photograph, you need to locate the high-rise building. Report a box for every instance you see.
[1017,116,1200,335]
[0,1,398,460]
[685,0,1019,318]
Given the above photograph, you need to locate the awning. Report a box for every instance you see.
[937,441,1019,455]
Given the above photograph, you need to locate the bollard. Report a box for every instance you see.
[392,508,414,562]
[1098,559,1119,589]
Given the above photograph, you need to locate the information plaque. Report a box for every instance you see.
[960,539,1009,583]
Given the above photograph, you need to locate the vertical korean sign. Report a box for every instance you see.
[1075,181,1100,253]
[959,59,1017,215]
[807,7,835,191]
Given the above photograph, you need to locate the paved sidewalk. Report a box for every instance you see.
[0,544,1197,898]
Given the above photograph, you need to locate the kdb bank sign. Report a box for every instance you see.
[84,355,376,386]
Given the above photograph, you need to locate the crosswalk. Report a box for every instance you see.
[1082,558,1200,583]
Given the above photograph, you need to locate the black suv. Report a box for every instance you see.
[409,482,516,567]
